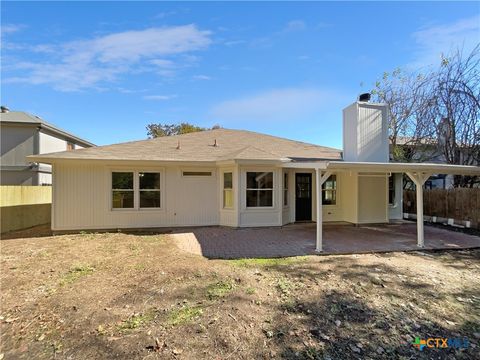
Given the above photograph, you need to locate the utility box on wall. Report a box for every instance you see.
[342,102,389,163]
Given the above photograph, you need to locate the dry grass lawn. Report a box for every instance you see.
[1,228,479,359]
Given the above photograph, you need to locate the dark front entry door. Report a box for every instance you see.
[295,173,312,221]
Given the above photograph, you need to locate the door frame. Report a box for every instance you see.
[295,172,313,222]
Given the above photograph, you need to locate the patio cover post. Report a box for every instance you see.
[405,172,431,248]
[315,169,332,252]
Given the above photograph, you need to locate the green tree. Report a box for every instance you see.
[146,122,220,138]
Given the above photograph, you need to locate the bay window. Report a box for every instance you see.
[246,172,273,207]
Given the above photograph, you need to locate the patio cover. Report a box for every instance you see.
[284,160,480,252]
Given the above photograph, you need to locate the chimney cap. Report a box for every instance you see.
[358,93,371,102]
[1,106,10,113]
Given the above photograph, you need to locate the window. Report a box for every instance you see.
[182,171,212,176]
[112,172,134,209]
[139,172,161,208]
[283,173,288,206]
[246,172,273,207]
[111,171,162,210]
[223,172,233,208]
[322,175,336,205]
[388,175,395,205]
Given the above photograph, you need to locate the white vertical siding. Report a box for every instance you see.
[53,162,219,231]
[357,174,388,223]
[388,173,403,220]
[340,172,358,223]
[343,102,389,163]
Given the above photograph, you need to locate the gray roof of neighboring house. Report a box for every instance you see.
[28,128,342,163]
[0,111,95,147]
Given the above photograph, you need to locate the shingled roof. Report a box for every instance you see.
[28,128,342,163]
[1,111,95,147]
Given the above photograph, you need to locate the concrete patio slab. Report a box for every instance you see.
[171,222,480,259]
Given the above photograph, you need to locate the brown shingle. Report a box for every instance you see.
[29,128,342,163]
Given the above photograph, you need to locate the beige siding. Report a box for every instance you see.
[357,174,388,223]
[340,172,358,223]
[52,162,219,231]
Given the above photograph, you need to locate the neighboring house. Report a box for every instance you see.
[390,136,479,189]
[29,100,479,251]
[0,107,95,185]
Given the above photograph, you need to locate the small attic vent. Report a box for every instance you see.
[358,93,371,102]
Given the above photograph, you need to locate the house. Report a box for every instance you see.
[0,107,95,185]
[29,100,479,251]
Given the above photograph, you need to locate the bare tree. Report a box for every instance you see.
[371,45,480,187]
[371,68,437,162]
[434,45,480,187]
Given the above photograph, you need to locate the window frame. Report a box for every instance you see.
[222,171,234,209]
[138,171,162,209]
[283,172,289,207]
[388,175,396,206]
[181,169,215,178]
[110,168,164,212]
[111,171,135,210]
[245,171,274,209]
[321,174,337,206]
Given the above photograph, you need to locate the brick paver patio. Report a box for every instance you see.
[171,222,480,259]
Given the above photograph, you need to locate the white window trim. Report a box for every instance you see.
[283,172,289,208]
[245,170,275,209]
[181,168,216,178]
[222,171,234,209]
[109,168,165,212]
[321,173,338,208]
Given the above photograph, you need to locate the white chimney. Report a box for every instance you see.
[342,100,389,163]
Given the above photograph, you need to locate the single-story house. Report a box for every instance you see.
[29,100,480,251]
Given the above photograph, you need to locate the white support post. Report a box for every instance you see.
[416,183,424,247]
[406,172,431,248]
[315,169,332,253]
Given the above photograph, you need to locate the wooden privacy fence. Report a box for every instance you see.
[0,186,52,233]
[403,188,480,229]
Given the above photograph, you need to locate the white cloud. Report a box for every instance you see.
[283,20,306,33]
[1,24,26,34]
[4,24,212,91]
[210,87,342,123]
[193,74,211,80]
[143,94,177,101]
[410,15,480,68]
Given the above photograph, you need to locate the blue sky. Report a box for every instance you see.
[2,1,479,148]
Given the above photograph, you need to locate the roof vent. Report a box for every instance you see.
[358,93,371,102]
[176,140,181,150]
[213,139,218,147]
[1,106,10,113]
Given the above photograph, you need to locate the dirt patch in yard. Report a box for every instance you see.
[1,230,479,359]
